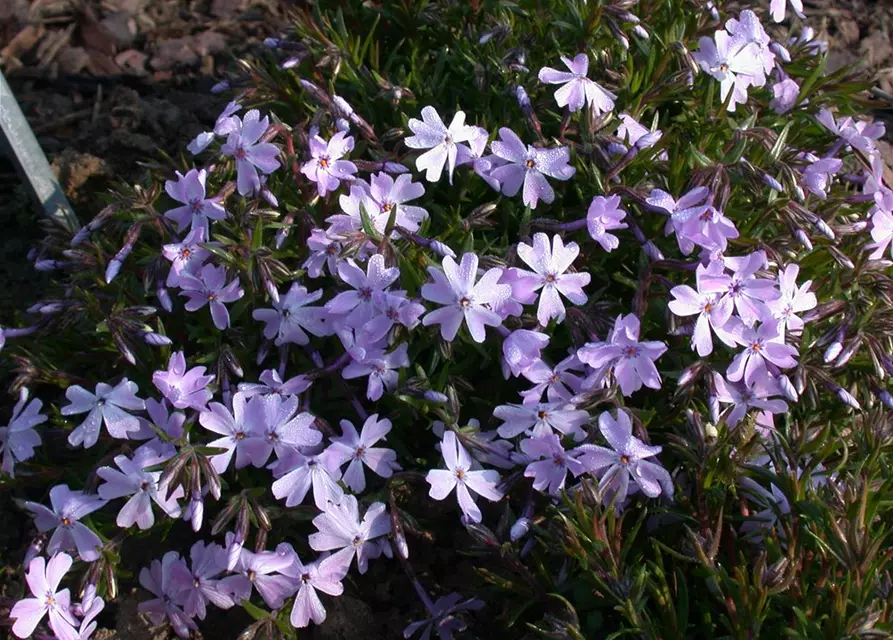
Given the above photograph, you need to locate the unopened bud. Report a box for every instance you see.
[643,240,664,261]
[394,532,409,559]
[24,536,46,566]
[794,229,813,251]
[777,374,799,402]
[769,42,791,63]
[762,173,784,192]
[824,341,843,363]
[632,25,649,40]
[708,392,720,424]
[423,390,448,403]
[835,386,861,410]
[510,517,531,542]
[520,537,536,558]
[157,286,173,313]
[210,80,231,94]
[430,240,456,259]
[142,332,172,347]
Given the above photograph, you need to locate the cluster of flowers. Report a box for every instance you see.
[1,0,887,637]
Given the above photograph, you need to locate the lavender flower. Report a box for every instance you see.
[537,53,616,114]
[362,172,429,234]
[62,379,145,449]
[309,495,391,574]
[141,398,186,443]
[489,128,576,208]
[328,414,400,492]
[405,106,477,184]
[303,228,344,278]
[326,254,400,329]
[343,342,410,401]
[241,394,322,467]
[187,101,241,154]
[178,264,244,330]
[692,29,763,111]
[198,392,263,473]
[10,553,79,640]
[271,449,344,510]
[577,314,668,396]
[516,233,590,326]
[493,401,589,441]
[770,0,804,22]
[237,369,312,398]
[152,351,214,411]
[280,548,348,628]
[421,252,511,342]
[502,329,550,377]
[163,168,227,233]
[646,187,710,254]
[426,430,503,523]
[138,552,197,639]
[301,131,358,196]
[169,541,234,619]
[586,195,628,251]
[24,484,106,562]
[802,157,842,200]
[0,388,45,477]
[220,109,281,195]
[519,355,585,404]
[770,77,801,114]
[765,264,816,337]
[97,444,183,529]
[713,373,788,428]
[576,410,674,505]
[403,592,484,640]
[668,264,737,356]
[520,433,587,495]
[253,283,333,346]
[698,252,780,325]
[727,321,799,385]
[817,109,885,155]
[220,545,295,609]
[363,291,426,342]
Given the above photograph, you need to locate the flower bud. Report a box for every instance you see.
[141,332,172,347]
[157,286,173,313]
[824,341,843,363]
[423,390,448,403]
[769,42,791,63]
[24,535,46,566]
[777,374,799,402]
[708,392,720,424]
[211,80,231,94]
[510,517,531,542]
[430,240,456,259]
[762,173,784,192]
[794,229,813,251]
[520,537,536,558]
[632,25,649,40]
[394,532,409,560]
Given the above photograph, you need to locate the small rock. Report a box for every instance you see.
[58,45,91,74]
[835,17,860,46]
[211,0,246,18]
[193,31,226,56]
[115,48,148,75]
[51,150,109,198]
[150,36,199,70]
[860,30,893,69]
[100,11,138,49]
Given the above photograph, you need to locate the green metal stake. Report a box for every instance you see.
[0,70,80,233]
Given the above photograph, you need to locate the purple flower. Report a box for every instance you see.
[220,546,295,610]
[301,131,357,196]
[494,401,589,441]
[241,394,322,467]
[138,552,197,639]
[817,109,885,155]
[587,195,628,251]
[328,414,400,492]
[24,485,106,562]
[161,227,213,288]
[10,553,79,640]
[680,205,739,254]
[237,369,312,398]
[403,592,484,640]
[537,53,616,114]
[303,228,344,278]
[421,252,511,342]
[870,207,893,260]
[577,314,667,396]
[698,252,780,325]
[770,77,801,114]
[727,321,799,385]
[187,101,240,154]
[520,433,587,495]
[770,0,804,22]
[668,264,737,356]
[271,450,344,510]
[362,291,426,342]
[97,445,183,529]
[72,584,104,640]
[576,410,674,505]
[309,495,391,574]
[198,392,263,473]
[520,355,585,404]
[802,157,842,200]
[405,106,477,184]
[495,267,539,319]
[326,254,400,329]
[280,549,348,628]
[152,351,214,411]
[516,233,590,326]
[169,541,234,619]
[178,264,244,330]
[693,29,763,111]
[163,168,226,233]
[253,283,333,346]
[426,430,503,523]
[140,398,186,443]
[502,329,550,377]
[220,109,281,195]
[713,373,788,428]
[62,379,145,449]
[0,388,45,477]
[765,264,816,337]
[364,172,429,234]
[646,186,710,254]
[343,342,410,401]
[462,127,504,191]
[489,128,575,208]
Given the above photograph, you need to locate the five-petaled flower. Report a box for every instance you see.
[301,131,358,196]
[489,128,576,208]
[537,53,616,114]
[221,109,281,195]
[516,233,590,326]
[24,484,107,561]
[10,552,79,639]
[426,430,503,523]
[178,264,244,330]
[405,106,478,184]
[163,168,227,233]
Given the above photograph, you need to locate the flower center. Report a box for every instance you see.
[301,573,311,584]
[381,202,393,213]
[455,468,466,481]
[719,63,729,73]
[235,146,247,160]
[537,410,548,419]
[61,516,72,527]
[443,134,453,145]
[552,454,565,466]
[46,594,55,606]
[140,480,151,491]
[207,293,216,301]
[620,455,630,464]
[354,446,366,459]
[193,578,201,588]
[326,245,338,255]
[351,535,363,547]
[189,198,203,213]
[624,346,639,358]
[235,431,246,440]
[544,274,556,284]
[458,297,471,308]
[549,374,560,384]
[181,248,192,259]
[703,302,713,313]
[247,570,256,581]
[318,156,330,168]
[751,341,762,352]
[359,287,373,300]
[525,159,536,169]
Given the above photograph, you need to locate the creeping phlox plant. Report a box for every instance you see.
[3,0,893,637]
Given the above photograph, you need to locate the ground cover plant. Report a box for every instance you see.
[2,0,893,637]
